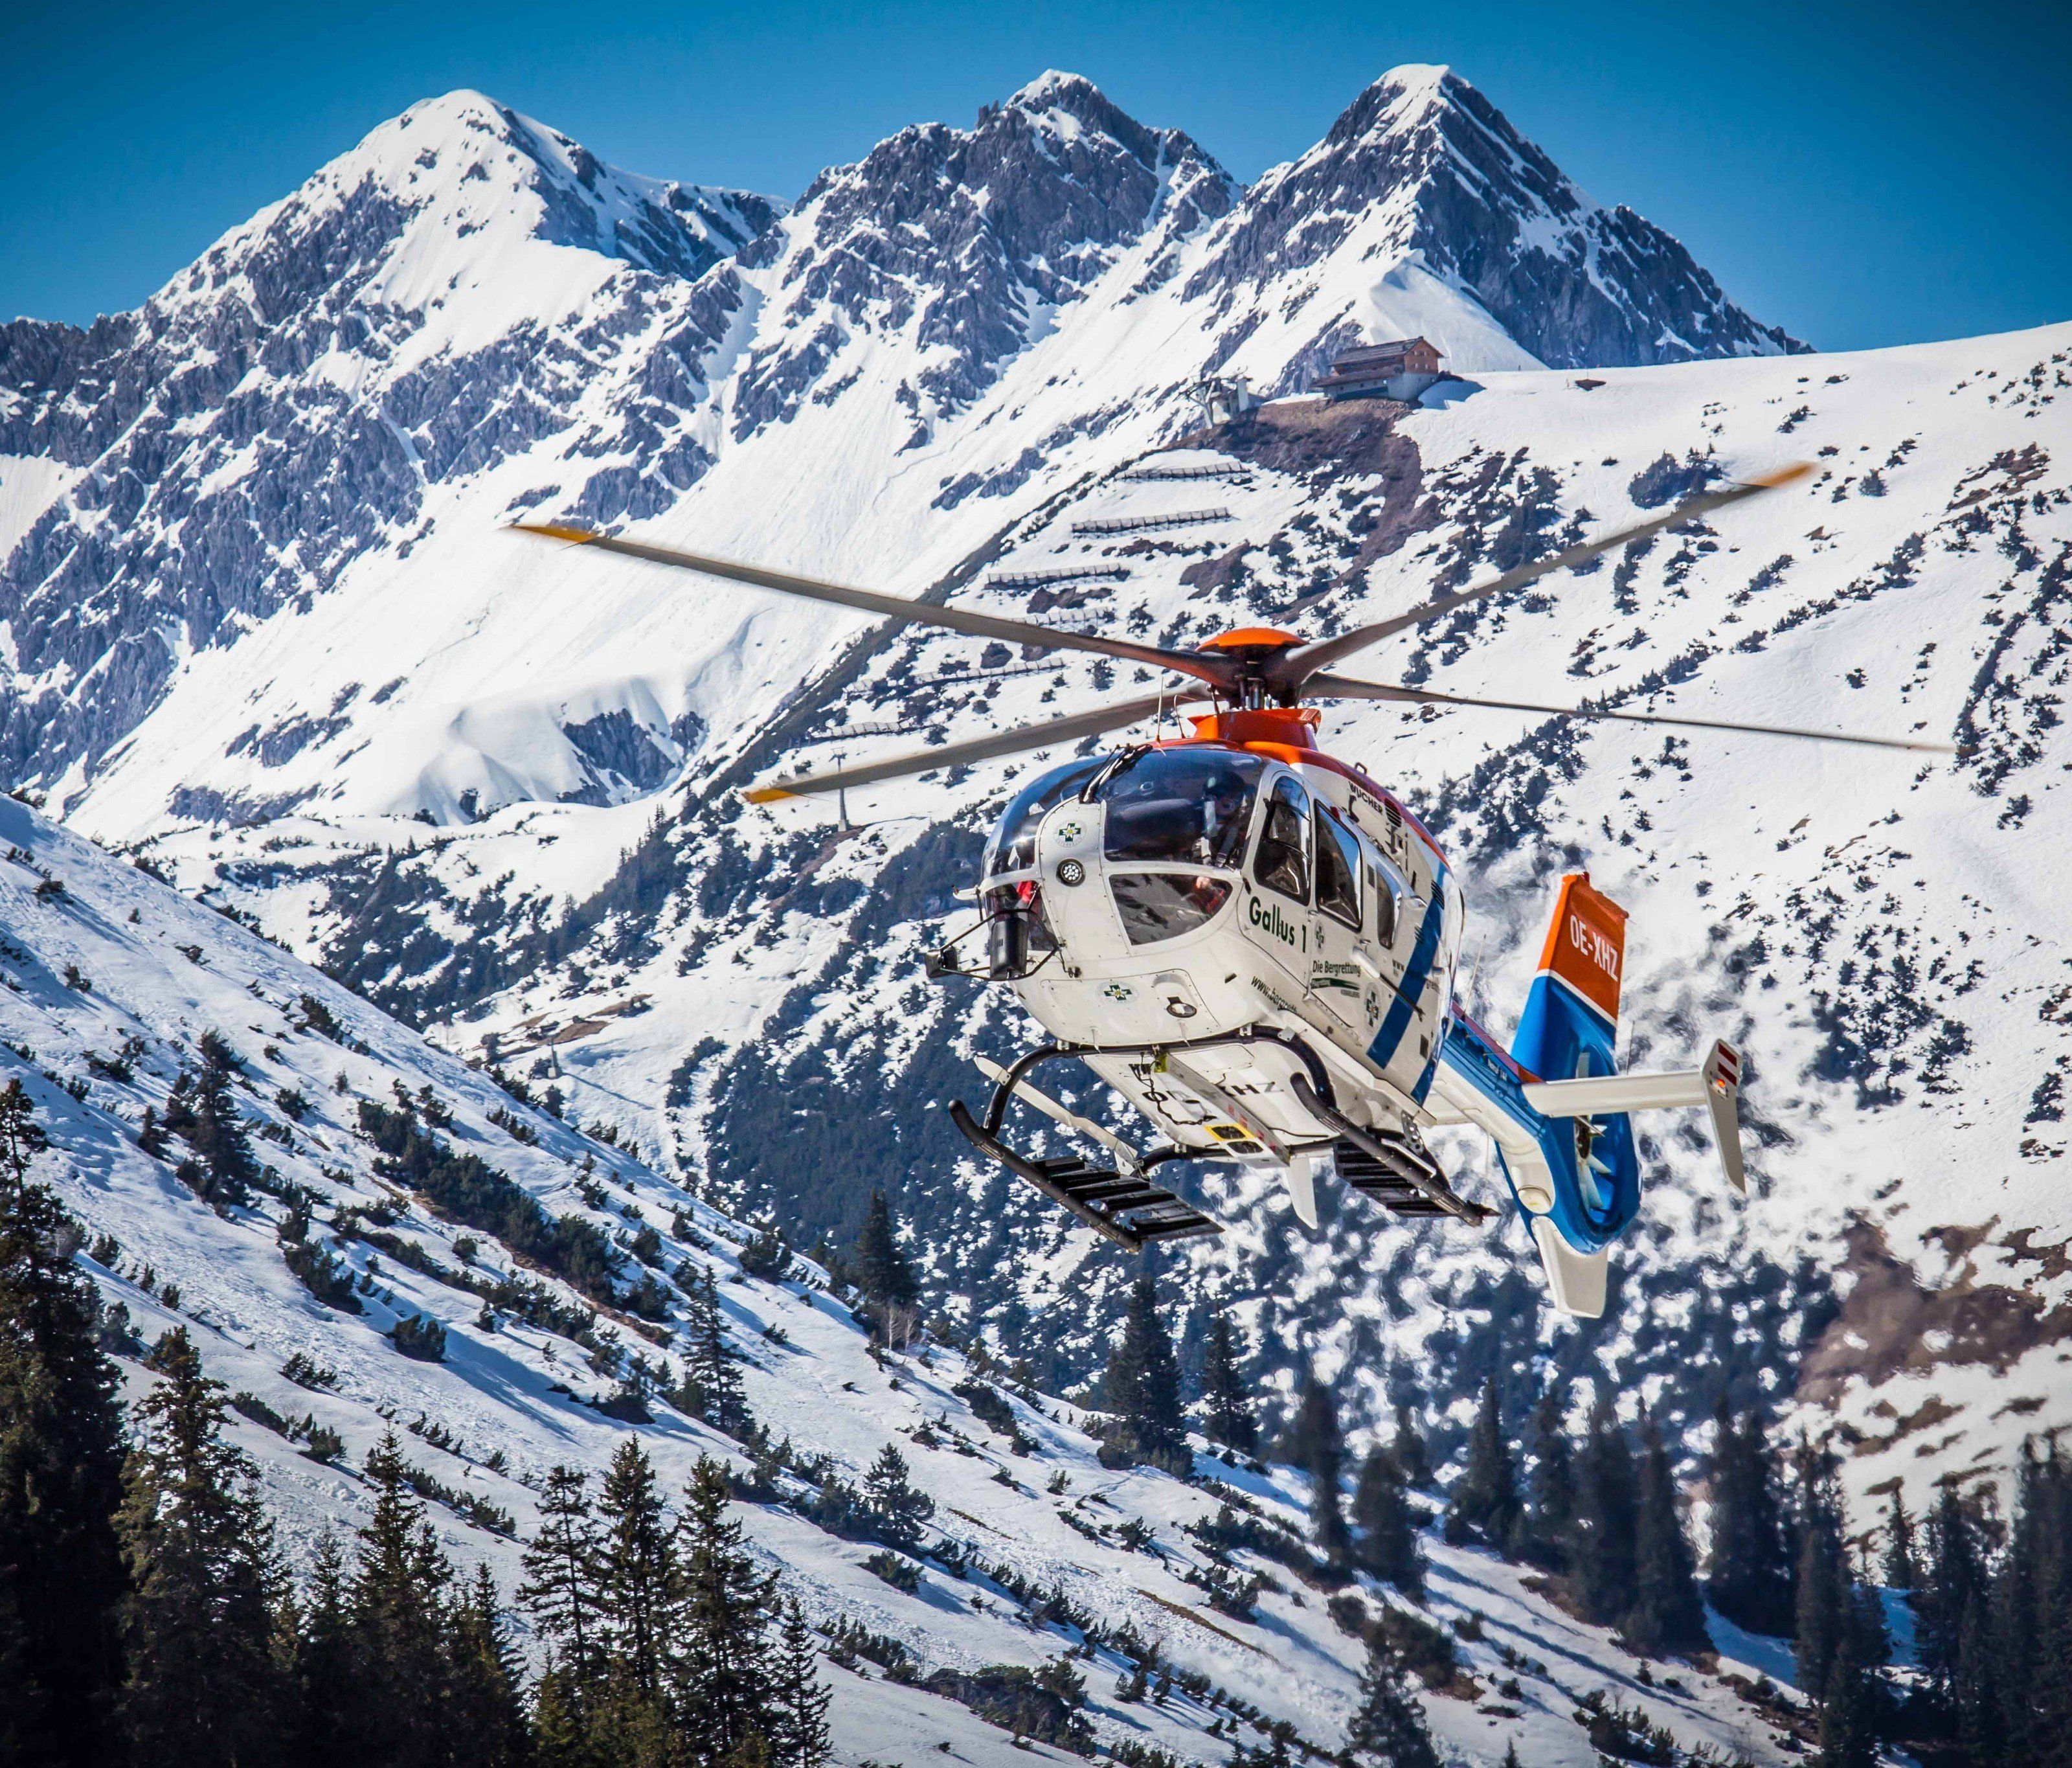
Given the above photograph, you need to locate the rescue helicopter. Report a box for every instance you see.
[516,460,1950,1317]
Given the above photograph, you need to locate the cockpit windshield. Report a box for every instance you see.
[1101,750,1265,869]
[984,757,1105,878]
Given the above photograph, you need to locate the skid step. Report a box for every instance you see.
[1333,1142,1453,1216]
[949,1103,1222,1249]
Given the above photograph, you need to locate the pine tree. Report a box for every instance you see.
[861,1443,935,1554]
[850,1190,918,1331]
[1623,1418,1709,1657]
[1982,1440,2060,1766]
[522,1463,607,1706]
[1954,1592,1997,1768]
[1447,1378,1520,1548]
[1388,1400,1434,1491]
[347,1430,461,1768]
[0,1133,128,1767]
[1794,1442,1849,1705]
[675,1456,778,1767]
[449,1563,529,1768]
[681,1266,749,1437]
[2010,1447,2072,1768]
[1104,1271,1188,1465]
[1282,1373,1347,1563]
[1881,1490,1917,1591]
[1918,1484,1987,1703]
[1704,1398,1794,1636]
[1569,1395,1638,1626]
[1342,1633,1440,1768]
[285,1532,359,1768]
[115,1326,286,1767]
[1351,1445,1423,1596]
[596,1438,682,1703]
[162,1031,257,1205]
[0,1076,49,1179]
[770,1597,831,1768]
[1816,1609,1876,1768]
[1282,1372,1342,1483]
[530,1662,595,1768]
[1521,1387,1576,1570]
[1200,1309,1257,1456]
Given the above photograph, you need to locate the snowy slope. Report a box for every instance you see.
[5,65,1791,829]
[2,794,1817,1767]
[120,319,2072,1521]
[4,61,2067,1543]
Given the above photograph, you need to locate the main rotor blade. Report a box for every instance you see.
[1269,463,1814,693]
[512,523,1232,690]
[743,692,1205,802]
[1308,672,1956,754]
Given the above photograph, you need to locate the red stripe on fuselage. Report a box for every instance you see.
[1449,1008,1542,1085]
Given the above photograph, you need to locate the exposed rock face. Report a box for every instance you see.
[1192,66,1805,368]
[0,67,1799,806]
[10,67,2067,1517]
[729,72,1237,435]
[0,92,778,789]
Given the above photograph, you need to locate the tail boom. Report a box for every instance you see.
[1431,872,1750,1319]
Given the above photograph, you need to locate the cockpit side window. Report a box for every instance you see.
[1315,808,1362,929]
[1366,853,1402,947]
[985,758,1104,877]
[1252,775,1311,903]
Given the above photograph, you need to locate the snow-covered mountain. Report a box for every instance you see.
[2,60,2065,1547]
[1186,65,1803,376]
[0,89,780,793]
[2,794,1817,1767]
[1,65,1792,813]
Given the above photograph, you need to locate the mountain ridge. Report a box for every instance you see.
[2,62,1796,805]
[5,64,2065,1547]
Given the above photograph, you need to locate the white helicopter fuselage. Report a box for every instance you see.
[988,740,1465,1170]
[956,727,1747,1318]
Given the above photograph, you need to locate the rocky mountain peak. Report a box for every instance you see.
[734,73,1234,433]
[222,88,782,289]
[0,89,782,795]
[1193,63,1805,370]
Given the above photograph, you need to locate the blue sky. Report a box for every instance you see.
[7,0,2066,350]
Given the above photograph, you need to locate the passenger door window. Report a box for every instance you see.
[1252,776,1311,903]
[1367,854,1402,947]
[1315,808,1362,929]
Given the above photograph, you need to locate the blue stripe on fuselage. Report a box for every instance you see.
[1368,882,1447,1076]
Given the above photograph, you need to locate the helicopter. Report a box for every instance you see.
[517,459,1950,1317]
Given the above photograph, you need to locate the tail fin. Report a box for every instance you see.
[1515,872,1625,1076]
[1509,872,1639,1236]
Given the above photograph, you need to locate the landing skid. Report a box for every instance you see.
[947,1028,1489,1247]
[946,1101,1222,1248]
[1289,1075,1492,1225]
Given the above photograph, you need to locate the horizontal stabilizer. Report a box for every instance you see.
[1532,1217,1608,1318]
[1522,1037,1746,1197]
[1522,1069,1709,1116]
